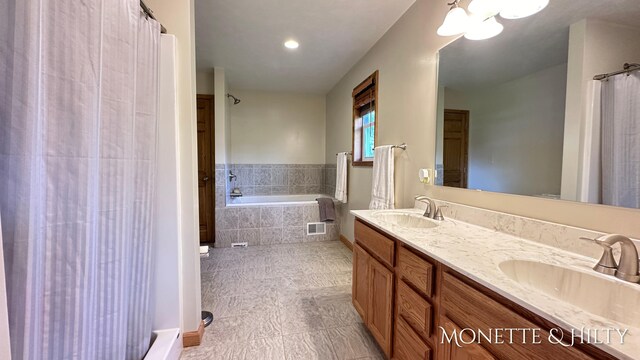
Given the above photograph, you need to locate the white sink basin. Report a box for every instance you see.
[372,212,439,229]
[499,260,640,328]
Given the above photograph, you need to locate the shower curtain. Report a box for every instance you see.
[577,80,602,204]
[601,72,640,208]
[0,0,160,359]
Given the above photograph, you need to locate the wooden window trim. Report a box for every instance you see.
[352,70,379,167]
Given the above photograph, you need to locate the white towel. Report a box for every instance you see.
[335,153,348,203]
[369,145,395,209]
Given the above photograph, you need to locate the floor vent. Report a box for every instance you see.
[307,222,326,235]
[231,242,248,248]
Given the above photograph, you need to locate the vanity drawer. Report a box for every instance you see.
[394,316,432,360]
[397,246,434,298]
[355,219,395,267]
[396,279,432,340]
[441,272,593,360]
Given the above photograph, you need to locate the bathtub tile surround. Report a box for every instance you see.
[423,199,640,260]
[238,207,261,228]
[260,206,284,228]
[215,204,342,248]
[228,164,327,197]
[283,206,304,226]
[215,164,227,208]
[184,241,382,359]
[323,164,337,198]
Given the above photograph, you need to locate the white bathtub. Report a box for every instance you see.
[227,194,335,206]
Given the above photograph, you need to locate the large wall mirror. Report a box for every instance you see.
[435,0,640,209]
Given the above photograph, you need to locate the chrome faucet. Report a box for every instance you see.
[414,195,445,220]
[583,234,640,283]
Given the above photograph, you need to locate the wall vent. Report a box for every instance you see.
[306,222,326,235]
[231,242,248,248]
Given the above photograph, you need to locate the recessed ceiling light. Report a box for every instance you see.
[284,40,299,49]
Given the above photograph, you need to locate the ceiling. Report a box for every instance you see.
[438,0,640,91]
[195,0,416,94]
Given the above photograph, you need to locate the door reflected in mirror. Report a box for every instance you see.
[435,0,640,209]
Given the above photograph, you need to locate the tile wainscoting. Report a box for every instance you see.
[227,164,326,196]
[214,203,342,248]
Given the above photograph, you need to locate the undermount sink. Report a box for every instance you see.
[372,212,439,229]
[499,260,640,328]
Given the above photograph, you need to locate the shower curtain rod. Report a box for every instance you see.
[140,1,167,34]
[594,63,640,81]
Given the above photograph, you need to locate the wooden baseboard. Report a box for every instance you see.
[182,320,205,348]
[340,235,353,251]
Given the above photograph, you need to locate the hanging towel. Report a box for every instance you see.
[335,153,348,203]
[316,197,336,222]
[369,145,395,209]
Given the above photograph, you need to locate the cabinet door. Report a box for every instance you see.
[352,243,370,322]
[367,257,394,358]
[439,316,496,360]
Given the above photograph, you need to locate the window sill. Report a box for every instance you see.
[352,161,373,167]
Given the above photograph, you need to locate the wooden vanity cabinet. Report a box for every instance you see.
[438,316,497,360]
[353,220,396,358]
[352,218,617,360]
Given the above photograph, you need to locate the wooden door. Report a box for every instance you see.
[443,109,469,188]
[352,244,370,322]
[367,257,394,358]
[439,316,496,360]
[197,95,215,244]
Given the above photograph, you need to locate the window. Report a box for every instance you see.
[352,71,378,166]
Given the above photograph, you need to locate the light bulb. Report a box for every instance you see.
[464,16,504,40]
[500,0,549,19]
[437,6,470,37]
[468,0,505,17]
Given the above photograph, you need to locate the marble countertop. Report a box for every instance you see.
[351,208,639,359]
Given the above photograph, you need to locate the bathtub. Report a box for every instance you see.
[217,194,341,247]
[227,194,335,206]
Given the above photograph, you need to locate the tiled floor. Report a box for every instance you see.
[182,241,385,360]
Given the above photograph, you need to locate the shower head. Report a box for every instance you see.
[227,93,241,105]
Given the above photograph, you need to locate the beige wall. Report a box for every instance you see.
[326,0,450,240]
[230,90,326,164]
[215,68,232,164]
[143,0,202,333]
[196,71,215,95]
[562,19,640,201]
[196,69,232,165]
[326,0,640,242]
[442,64,567,197]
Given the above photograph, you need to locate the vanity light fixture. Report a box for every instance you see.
[284,39,299,49]
[437,0,548,40]
[464,16,504,40]
[437,1,470,36]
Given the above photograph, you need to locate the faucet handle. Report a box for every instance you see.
[433,205,448,221]
[594,245,618,276]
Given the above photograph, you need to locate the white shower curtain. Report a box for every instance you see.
[577,80,602,204]
[601,72,640,208]
[0,0,160,359]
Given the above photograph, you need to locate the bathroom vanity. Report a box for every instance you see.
[351,208,637,360]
